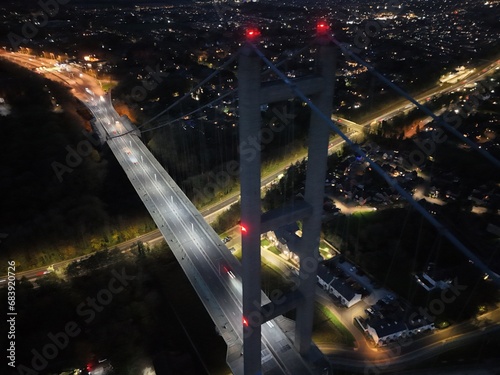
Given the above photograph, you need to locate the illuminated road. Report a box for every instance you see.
[0,51,322,374]
[87,94,319,374]
[356,58,500,126]
[2,51,499,374]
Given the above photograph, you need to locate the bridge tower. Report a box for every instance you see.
[238,24,337,374]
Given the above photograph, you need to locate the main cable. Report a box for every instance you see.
[109,52,239,139]
[249,41,500,287]
[328,35,500,170]
[132,43,313,135]
[139,52,239,130]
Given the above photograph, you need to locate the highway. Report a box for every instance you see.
[0,51,322,374]
[356,58,500,126]
[87,94,319,374]
[2,51,499,374]
[201,131,355,222]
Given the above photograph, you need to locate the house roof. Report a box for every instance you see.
[330,277,360,301]
[274,222,300,244]
[405,311,433,329]
[317,264,335,284]
[317,264,360,302]
[368,318,407,338]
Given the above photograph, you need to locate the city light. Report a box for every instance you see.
[2,1,499,373]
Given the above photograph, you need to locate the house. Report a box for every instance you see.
[366,318,408,346]
[406,313,435,336]
[330,278,363,308]
[414,272,451,291]
[317,265,336,289]
[364,303,435,346]
[269,223,301,256]
[317,265,362,308]
[415,263,454,291]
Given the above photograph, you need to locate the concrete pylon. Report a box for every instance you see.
[238,34,337,373]
[238,43,263,375]
[295,39,337,357]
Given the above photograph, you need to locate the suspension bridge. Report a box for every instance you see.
[91,22,500,375]
[3,20,499,375]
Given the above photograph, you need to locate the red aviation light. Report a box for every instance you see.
[243,317,249,327]
[246,28,261,40]
[316,20,330,35]
[240,224,248,233]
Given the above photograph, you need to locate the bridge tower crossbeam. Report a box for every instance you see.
[238,31,337,375]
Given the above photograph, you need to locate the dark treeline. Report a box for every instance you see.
[0,60,154,271]
[255,142,499,323]
[323,208,499,323]
[136,98,311,207]
[1,246,227,375]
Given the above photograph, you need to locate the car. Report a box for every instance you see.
[223,266,235,279]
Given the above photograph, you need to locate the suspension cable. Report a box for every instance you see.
[328,35,500,170]
[249,42,500,287]
[109,52,239,139]
[139,52,239,129]
[121,42,313,136]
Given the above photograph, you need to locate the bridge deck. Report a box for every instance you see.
[86,96,319,374]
